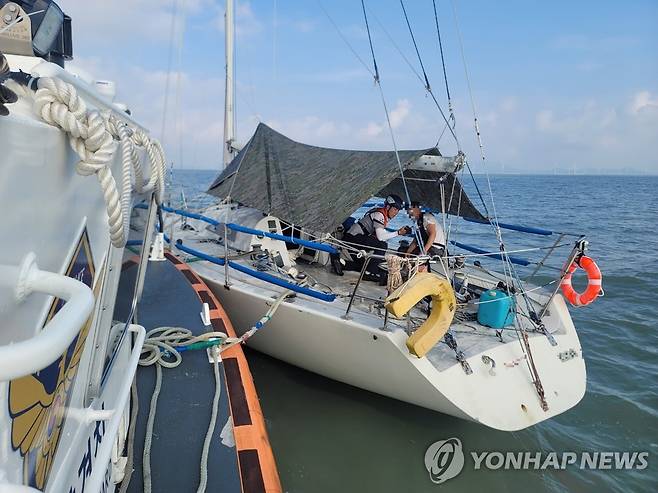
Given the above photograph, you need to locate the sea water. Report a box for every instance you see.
[171,170,658,493]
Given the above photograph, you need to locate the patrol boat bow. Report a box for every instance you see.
[0,1,280,491]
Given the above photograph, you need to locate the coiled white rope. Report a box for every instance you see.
[385,254,419,293]
[137,326,243,493]
[6,76,166,247]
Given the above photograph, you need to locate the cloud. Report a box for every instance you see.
[257,98,428,152]
[389,98,410,128]
[62,0,211,46]
[264,115,352,145]
[628,90,658,115]
[65,51,658,173]
[235,1,262,37]
[535,109,553,131]
[69,55,226,168]
[358,99,411,140]
[535,101,619,139]
[499,97,518,113]
[217,4,316,40]
[505,92,656,172]
[361,122,383,138]
[58,1,656,174]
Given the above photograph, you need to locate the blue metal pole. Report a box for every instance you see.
[450,241,530,266]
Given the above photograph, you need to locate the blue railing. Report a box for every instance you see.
[227,261,336,302]
[362,202,553,236]
[226,223,337,255]
[133,203,339,301]
[173,240,336,302]
[450,241,530,266]
[462,217,553,236]
[161,204,221,227]
[137,202,338,255]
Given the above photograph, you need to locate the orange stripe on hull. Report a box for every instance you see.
[165,252,282,493]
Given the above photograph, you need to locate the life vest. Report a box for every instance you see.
[417,213,430,245]
[357,207,389,236]
[560,255,602,306]
[416,213,445,250]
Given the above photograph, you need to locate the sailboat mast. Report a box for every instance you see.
[223,0,236,168]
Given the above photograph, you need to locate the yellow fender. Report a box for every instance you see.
[385,272,456,358]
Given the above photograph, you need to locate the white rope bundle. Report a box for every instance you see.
[138,326,237,493]
[386,254,419,293]
[8,76,166,247]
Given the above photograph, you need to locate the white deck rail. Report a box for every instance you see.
[0,253,95,381]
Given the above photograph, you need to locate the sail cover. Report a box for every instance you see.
[208,123,485,232]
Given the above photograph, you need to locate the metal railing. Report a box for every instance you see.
[538,239,587,319]
[84,324,146,493]
[342,254,374,320]
[0,253,95,381]
[172,240,336,302]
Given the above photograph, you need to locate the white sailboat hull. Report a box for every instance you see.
[194,262,586,432]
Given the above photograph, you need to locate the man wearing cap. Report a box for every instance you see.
[330,194,410,280]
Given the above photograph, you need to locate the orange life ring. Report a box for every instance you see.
[561,255,602,306]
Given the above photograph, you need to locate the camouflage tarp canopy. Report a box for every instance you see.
[208,123,485,232]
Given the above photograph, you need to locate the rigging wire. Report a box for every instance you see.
[360,0,380,81]
[431,0,456,147]
[450,0,499,228]
[367,6,457,150]
[174,0,188,170]
[396,0,460,150]
[443,1,501,243]
[432,0,454,120]
[160,0,179,143]
[368,9,426,88]
[316,0,375,78]
[444,167,460,244]
[358,0,426,253]
[399,0,430,91]
[319,0,457,154]
[464,160,491,217]
[273,0,278,81]
[160,0,180,196]
[449,0,548,408]
[450,0,516,287]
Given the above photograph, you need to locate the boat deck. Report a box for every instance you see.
[163,214,569,374]
[287,259,567,371]
[114,253,280,493]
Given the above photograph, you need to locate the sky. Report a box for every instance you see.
[59,0,658,174]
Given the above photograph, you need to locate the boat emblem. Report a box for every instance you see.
[7,230,96,489]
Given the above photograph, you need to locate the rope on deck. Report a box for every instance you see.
[138,327,236,492]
